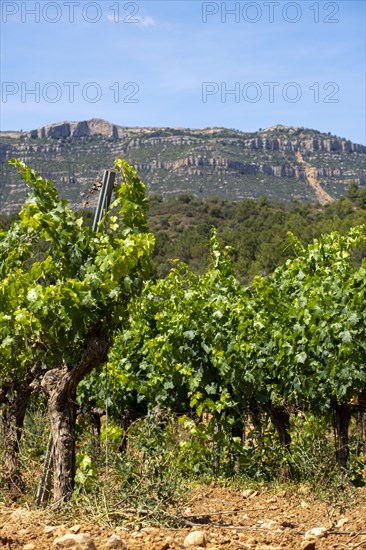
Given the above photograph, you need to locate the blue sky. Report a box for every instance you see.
[1,0,365,144]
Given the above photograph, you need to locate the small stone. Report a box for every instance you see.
[19,529,30,536]
[69,525,81,534]
[184,530,207,548]
[299,485,310,495]
[301,542,316,550]
[105,534,126,549]
[261,521,277,529]
[304,527,327,540]
[53,533,96,549]
[23,544,36,550]
[242,489,255,498]
[335,517,348,528]
[281,520,297,529]
[301,500,310,509]
[48,527,67,539]
[142,527,160,535]
[45,526,61,534]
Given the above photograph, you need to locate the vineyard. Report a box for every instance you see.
[0,160,366,548]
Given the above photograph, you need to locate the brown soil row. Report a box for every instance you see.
[1,484,365,549]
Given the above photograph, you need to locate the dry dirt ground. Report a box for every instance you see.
[1,485,366,549]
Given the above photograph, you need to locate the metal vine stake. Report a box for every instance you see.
[92,170,116,481]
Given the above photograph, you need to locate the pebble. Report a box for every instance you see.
[260,520,278,529]
[183,530,207,547]
[53,533,96,549]
[105,534,126,549]
[142,527,160,535]
[45,525,67,538]
[45,526,60,534]
[335,517,348,528]
[304,527,327,540]
[242,489,256,498]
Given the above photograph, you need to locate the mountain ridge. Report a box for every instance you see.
[1,119,365,214]
[2,118,365,147]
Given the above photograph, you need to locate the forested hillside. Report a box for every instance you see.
[147,184,366,280]
[1,183,366,282]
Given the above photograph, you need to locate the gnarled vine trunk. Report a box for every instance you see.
[89,407,104,454]
[263,401,295,479]
[356,391,366,461]
[263,402,292,448]
[0,382,31,493]
[334,403,351,469]
[231,414,244,475]
[41,333,108,505]
[0,362,43,493]
[119,408,140,454]
[213,412,221,477]
[249,402,264,446]
[356,411,366,461]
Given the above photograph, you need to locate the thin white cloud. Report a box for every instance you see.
[139,15,156,28]
[106,14,156,28]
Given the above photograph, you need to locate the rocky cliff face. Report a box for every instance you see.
[14,120,366,155]
[218,137,366,154]
[131,156,344,180]
[28,118,123,140]
[1,120,365,213]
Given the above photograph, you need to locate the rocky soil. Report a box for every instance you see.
[1,485,365,549]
